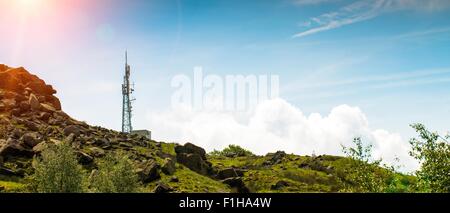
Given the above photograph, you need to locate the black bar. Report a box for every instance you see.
[0,193,448,212]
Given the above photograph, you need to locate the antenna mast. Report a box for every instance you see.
[122,51,134,133]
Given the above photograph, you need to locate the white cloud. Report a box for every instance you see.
[145,98,418,172]
[293,0,450,38]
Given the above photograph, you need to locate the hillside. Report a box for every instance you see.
[0,65,413,193]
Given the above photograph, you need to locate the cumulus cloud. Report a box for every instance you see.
[145,98,418,172]
[293,0,450,38]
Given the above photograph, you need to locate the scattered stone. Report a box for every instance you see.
[221,177,250,193]
[40,103,56,113]
[37,112,51,122]
[0,139,34,158]
[19,101,30,113]
[21,132,42,147]
[32,142,48,153]
[28,93,40,111]
[271,180,289,190]
[170,176,179,183]
[77,151,94,165]
[175,143,212,175]
[153,182,173,193]
[0,167,19,176]
[11,128,24,139]
[175,143,207,160]
[23,120,39,131]
[63,125,84,137]
[217,168,238,180]
[88,147,105,157]
[137,160,161,183]
[161,158,176,175]
[176,153,212,176]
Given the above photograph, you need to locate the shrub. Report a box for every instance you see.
[89,152,141,193]
[409,123,450,192]
[210,144,254,157]
[341,137,387,192]
[31,142,85,193]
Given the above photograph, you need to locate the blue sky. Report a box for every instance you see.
[1,0,449,170]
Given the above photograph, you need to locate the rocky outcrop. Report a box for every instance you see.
[175,143,213,176]
[0,65,61,115]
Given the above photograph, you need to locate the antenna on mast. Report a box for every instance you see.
[122,50,134,133]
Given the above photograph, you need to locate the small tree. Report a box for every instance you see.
[341,137,386,192]
[210,144,254,157]
[409,123,450,192]
[89,152,141,193]
[31,142,85,193]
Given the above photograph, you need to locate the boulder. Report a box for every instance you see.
[0,167,20,176]
[176,153,212,176]
[32,142,48,153]
[153,182,173,193]
[161,158,176,175]
[10,128,24,139]
[264,151,287,165]
[217,168,238,180]
[77,151,94,165]
[221,177,250,193]
[63,125,84,137]
[23,120,39,131]
[21,132,42,147]
[175,143,207,160]
[271,180,289,190]
[0,138,34,158]
[29,93,40,111]
[88,147,105,157]
[137,160,161,183]
[170,176,179,183]
[40,103,56,113]
[19,101,30,113]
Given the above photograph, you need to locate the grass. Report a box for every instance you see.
[144,164,231,193]
[0,175,28,192]
[160,142,176,156]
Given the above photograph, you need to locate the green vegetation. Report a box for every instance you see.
[149,165,231,193]
[210,144,255,157]
[1,122,447,193]
[31,142,84,193]
[409,123,450,192]
[341,138,386,192]
[89,153,141,193]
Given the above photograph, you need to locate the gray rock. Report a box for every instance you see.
[153,182,173,193]
[271,180,289,190]
[0,138,34,158]
[221,177,250,193]
[77,151,94,165]
[175,143,207,160]
[161,158,176,175]
[63,125,84,137]
[21,132,42,147]
[28,93,40,111]
[137,160,161,183]
[88,147,105,157]
[176,153,212,176]
[217,168,238,180]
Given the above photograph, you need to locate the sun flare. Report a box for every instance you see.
[17,0,42,10]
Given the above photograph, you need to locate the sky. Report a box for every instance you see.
[1,0,450,172]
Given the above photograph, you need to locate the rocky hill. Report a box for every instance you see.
[0,65,414,193]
